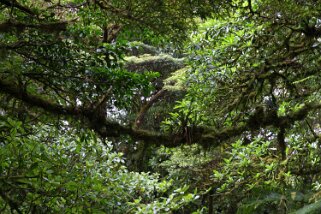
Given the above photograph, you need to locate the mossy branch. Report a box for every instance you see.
[1,79,320,148]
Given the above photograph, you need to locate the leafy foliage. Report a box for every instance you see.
[0,117,201,213]
[161,0,321,212]
[3,0,321,213]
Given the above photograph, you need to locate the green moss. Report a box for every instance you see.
[126,41,159,56]
[124,54,185,78]
[163,67,189,91]
[124,53,183,64]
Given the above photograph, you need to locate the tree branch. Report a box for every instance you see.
[0,21,68,33]
[0,0,35,15]
[0,192,22,214]
[1,79,320,148]
[134,89,166,128]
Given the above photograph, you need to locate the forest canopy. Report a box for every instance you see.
[1,0,321,213]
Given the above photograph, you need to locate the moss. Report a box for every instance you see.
[124,54,185,79]
[126,41,159,56]
[125,53,184,65]
[163,67,189,91]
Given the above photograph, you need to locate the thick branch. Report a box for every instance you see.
[135,89,166,128]
[102,24,122,43]
[277,127,286,160]
[0,0,35,15]
[0,79,175,145]
[0,41,55,50]
[0,80,81,116]
[0,21,68,33]
[1,79,320,148]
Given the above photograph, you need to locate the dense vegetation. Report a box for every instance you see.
[2,0,321,213]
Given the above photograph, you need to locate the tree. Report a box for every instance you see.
[182,0,321,168]
[0,117,202,213]
[3,0,321,213]
[0,0,214,145]
[0,0,212,213]
[167,0,321,212]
